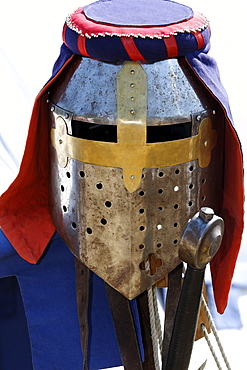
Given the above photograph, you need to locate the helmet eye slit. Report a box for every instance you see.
[71,120,117,142]
[71,120,192,143]
[146,121,192,143]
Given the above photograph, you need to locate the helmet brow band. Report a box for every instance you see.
[51,116,217,193]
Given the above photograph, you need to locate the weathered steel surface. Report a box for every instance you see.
[179,207,224,269]
[49,57,224,299]
[51,114,217,193]
[55,57,204,125]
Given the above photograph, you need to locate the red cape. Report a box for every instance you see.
[0,55,244,313]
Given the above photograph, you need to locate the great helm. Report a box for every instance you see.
[49,0,224,299]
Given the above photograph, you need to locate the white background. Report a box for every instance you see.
[1,1,247,368]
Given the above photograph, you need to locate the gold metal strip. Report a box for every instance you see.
[51,116,217,193]
[51,61,217,193]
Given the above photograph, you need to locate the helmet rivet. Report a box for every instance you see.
[130,70,135,75]
[196,115,201,121]
[130,96,135,101]
[212,110,216,115]
[199,207,214,222]
[59,139,63,144]
[204,141,208,147]
[65,113,69,119]
[130,83,135,88]
[51,106,55,112]
[130,175,135,179]
[130,110,136,115]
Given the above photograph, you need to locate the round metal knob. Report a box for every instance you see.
[199,207,214,222]
[179,208,224,269]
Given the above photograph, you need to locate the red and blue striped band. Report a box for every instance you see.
[62,7,210,62]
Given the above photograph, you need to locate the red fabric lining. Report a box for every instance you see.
[163,36,178,58]
[120,37,145,60]
[0,56,75,263]
[210,120,244,313]
[183,57,244,313]
[77,36,90,58]
[193,32,205,50]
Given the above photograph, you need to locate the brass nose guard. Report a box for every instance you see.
[116,61,147,192]
[51,61,217,193]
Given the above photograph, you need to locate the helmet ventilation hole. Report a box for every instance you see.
[66,172,71,178]
[174,185,179,192]
[63,205,67,212]
[101,218,107,225]
[158,206,163,211]
[139,208,145,214]
[139,254,162,276]
[79,170,85,178]
[71,222,77,229]
[86,228,92,234]
[105,201,112,208]
[139,226,145,231]
[139,191,145,196]
[96,182,103,189]
[61,185,65,192]
[158,188,163,194]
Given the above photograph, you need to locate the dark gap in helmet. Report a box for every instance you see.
[71,120,192,143]
[147,121,192,143]
[72,120,117,142]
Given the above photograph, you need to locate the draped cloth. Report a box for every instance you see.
[0,229,126,369]
[0,0,244,314]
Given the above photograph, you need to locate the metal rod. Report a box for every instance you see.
[165,265,205,370]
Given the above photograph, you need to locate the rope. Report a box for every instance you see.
[145,259,161,370]
[145,267,227,370]
[152,285,163,354]
[147,285,161,370]
[146,276,232,370]
[201,324,223,370]
[201,295,232,370]
[145,263,232,370]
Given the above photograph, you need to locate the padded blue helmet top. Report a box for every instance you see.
[63,0,210,62]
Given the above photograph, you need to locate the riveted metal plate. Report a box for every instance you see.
[51,111,217,193]
[50,114,223,299]
[53,57,204,125]
[49,57,224,299]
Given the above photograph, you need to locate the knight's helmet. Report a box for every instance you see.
[49,0,224,299]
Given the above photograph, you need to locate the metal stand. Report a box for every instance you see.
[164,207,224,370]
